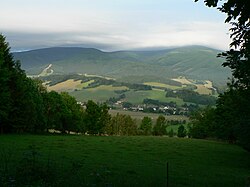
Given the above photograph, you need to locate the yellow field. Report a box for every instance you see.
[48,79,128,93]
[172,77,214,95]
[48,79,82,92]
[172,76,193,84]
[195,84,212,95]
[195,80,213,95]
[204,80,213,89]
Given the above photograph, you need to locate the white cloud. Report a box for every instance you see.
[1,1,231,51]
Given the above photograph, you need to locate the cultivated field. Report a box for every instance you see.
[0,135,249,187]
[109,109,188,124]
[124,89,184,105]
[70,85,129,102]
[47,79,82,92]
[172,77,214,95]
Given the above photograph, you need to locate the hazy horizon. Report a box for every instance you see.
[12,44,223,53]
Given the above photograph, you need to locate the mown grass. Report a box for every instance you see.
[70,85,129,102]
[125,89,184,105]
[70,86,184,105]
[70,89,118,102]
[0,135,249,187]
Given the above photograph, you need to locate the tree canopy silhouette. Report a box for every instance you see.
[193,0,250,150]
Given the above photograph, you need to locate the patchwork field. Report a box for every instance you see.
[172,77,214,95]
[195,84,213,95]
[0,135,249,187]
[48,79,82,92]
[44,74,217,106]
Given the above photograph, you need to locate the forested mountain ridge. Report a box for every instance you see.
[13,45,231,85]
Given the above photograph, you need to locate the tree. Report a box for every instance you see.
[177,125,186,138]
[85,100,101,135]
[153,115,167,136]
[195,0,250,149]
[139,117,152,135]
[195,5,250,91]
[0,34,14,133]
[43,91,65,132]
[99,103,111,134]
[0,34,46,133]
[106,113,137,136]
[85,100,111,135]
[60,92,84,133]
[11,77,46,133]
[168,128,174,137]
[189,107,216,139]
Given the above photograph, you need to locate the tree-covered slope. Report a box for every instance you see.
[13,45,231,84]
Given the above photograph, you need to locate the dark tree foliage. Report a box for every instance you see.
[43,91,65,132]
[11,77,46,133]
[106,113,137,136]
[194,0,250,149]
[195,1,250,89]
[85,100,111,135]
[139,116,153,135]
[0,35,89,134]
[177,125,187,138]
[166,90,216,105]
[168,128,174,137]
[143,98,177,107]
[153,115,167,136]
[0,35,14,133]
[189,107,216,139]
[60,92,85,133]
[0,34,46,133]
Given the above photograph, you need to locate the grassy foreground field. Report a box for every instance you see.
[0,135,249,187]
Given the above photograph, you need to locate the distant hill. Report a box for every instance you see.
[13,45,231,85]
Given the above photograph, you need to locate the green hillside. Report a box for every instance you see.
[13,45,231,85]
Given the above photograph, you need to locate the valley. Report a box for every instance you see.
[14,45,231,86]
[12,45,227,118]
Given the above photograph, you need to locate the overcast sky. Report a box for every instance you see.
[1,0,231,51]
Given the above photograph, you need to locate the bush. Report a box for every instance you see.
[177,125,186,138]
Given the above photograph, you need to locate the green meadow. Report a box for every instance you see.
[70,85,128,102]
[0,135,249,187]
[124,89,184,105]
[70,85,184,105]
